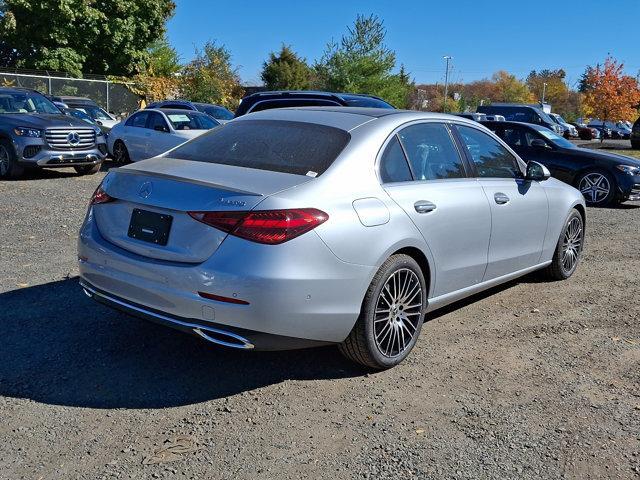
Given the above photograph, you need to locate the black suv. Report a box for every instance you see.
[630,117,640,149]
[234,91,395,117]
[477,103,563,135]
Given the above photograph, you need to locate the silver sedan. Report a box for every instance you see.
[78,107,586,369]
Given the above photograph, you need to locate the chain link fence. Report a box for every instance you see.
[0,68,141,116]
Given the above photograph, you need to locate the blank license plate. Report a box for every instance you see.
[127,208,173,246]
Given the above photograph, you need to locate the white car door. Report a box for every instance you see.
[145,112,182,158]
[122,111,150,161]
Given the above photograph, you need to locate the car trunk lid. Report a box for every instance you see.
[93,157,313,263]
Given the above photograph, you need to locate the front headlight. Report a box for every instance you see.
[616,165,640,175]
[93,126,104,136]
[14,127,42,137]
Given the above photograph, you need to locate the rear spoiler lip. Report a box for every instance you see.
[111,166,264,197]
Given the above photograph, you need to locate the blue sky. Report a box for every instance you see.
[167,0,640,87]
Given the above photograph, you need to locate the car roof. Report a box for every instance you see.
[0,87,41,94]
[243,90,383,99]
[237,106,480,131]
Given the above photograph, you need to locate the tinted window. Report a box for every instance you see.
[501,127,526,147]
[398,123,466,180]
[380,136,412,183]
[342,96,394,109]
[200,105,234,120]
[126,112,149,128]
[456,125,521,178]
[148,112,169,131]
[167,120,350,176]
[249,99,340,113]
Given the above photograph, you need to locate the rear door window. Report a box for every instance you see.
[397,123,466,180]
[379,136,412,183]
[126,112,149,128]
[167,119,350,176]
[147,112,170,131]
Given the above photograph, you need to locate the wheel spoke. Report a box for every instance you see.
[373,267,424,358]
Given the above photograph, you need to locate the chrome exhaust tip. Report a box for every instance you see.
[193,327,254,350]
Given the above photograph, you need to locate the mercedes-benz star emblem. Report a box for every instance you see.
[138,181,153,199]
[66,131,80,146]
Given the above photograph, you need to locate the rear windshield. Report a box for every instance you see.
[166,119,350,176]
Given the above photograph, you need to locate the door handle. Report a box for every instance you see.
[414,200,437,213]
[494,192,510,204]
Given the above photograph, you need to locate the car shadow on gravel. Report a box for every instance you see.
[0,278,366,409]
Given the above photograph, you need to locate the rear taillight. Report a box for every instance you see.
[90,185,114,205]
[188,208,328,245]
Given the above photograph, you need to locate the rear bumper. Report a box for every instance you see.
[78,208,374,345]
[81,280,329,350]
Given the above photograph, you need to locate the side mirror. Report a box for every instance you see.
[530,139,548,149]
[154,125,169,132]
[526,161,551,181]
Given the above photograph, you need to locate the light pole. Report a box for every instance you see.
[541,82,547,103]
[443,55,452,113]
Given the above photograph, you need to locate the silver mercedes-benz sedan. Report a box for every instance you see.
[78,107,586,369]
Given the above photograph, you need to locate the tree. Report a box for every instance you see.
[180,41,244,109]
[492,71,534,103]
[581,57,640,125]
[146,34,181,77]
[261,45,311,90]
[314,14,412,108]
[0,0,175,77]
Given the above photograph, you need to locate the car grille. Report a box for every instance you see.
[45,128,96,150]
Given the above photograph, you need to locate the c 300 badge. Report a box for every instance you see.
[218,197,246,207]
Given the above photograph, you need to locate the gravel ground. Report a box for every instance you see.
[0,165,639,480]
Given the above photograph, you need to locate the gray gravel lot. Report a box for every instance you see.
[0,165,639,479]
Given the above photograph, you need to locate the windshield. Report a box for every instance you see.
[64,108,94,124]
[166,119,350,176]
[199,105,234,120]
[76,106,112,121]
[165,112,219,130]
[0,91,61,114]
[538,128,575,148]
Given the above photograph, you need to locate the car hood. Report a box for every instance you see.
[0,113,92,129]
[574,147,640,167]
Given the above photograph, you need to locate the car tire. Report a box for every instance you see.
[0,139,25,179]
[576,170,618,207]
[339,254,427,370]
[112,140,130,164]
[74,164,101,175]
[543,209,584,281]
[631,140,640,150]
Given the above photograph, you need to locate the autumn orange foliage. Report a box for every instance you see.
[582,57,640,122]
